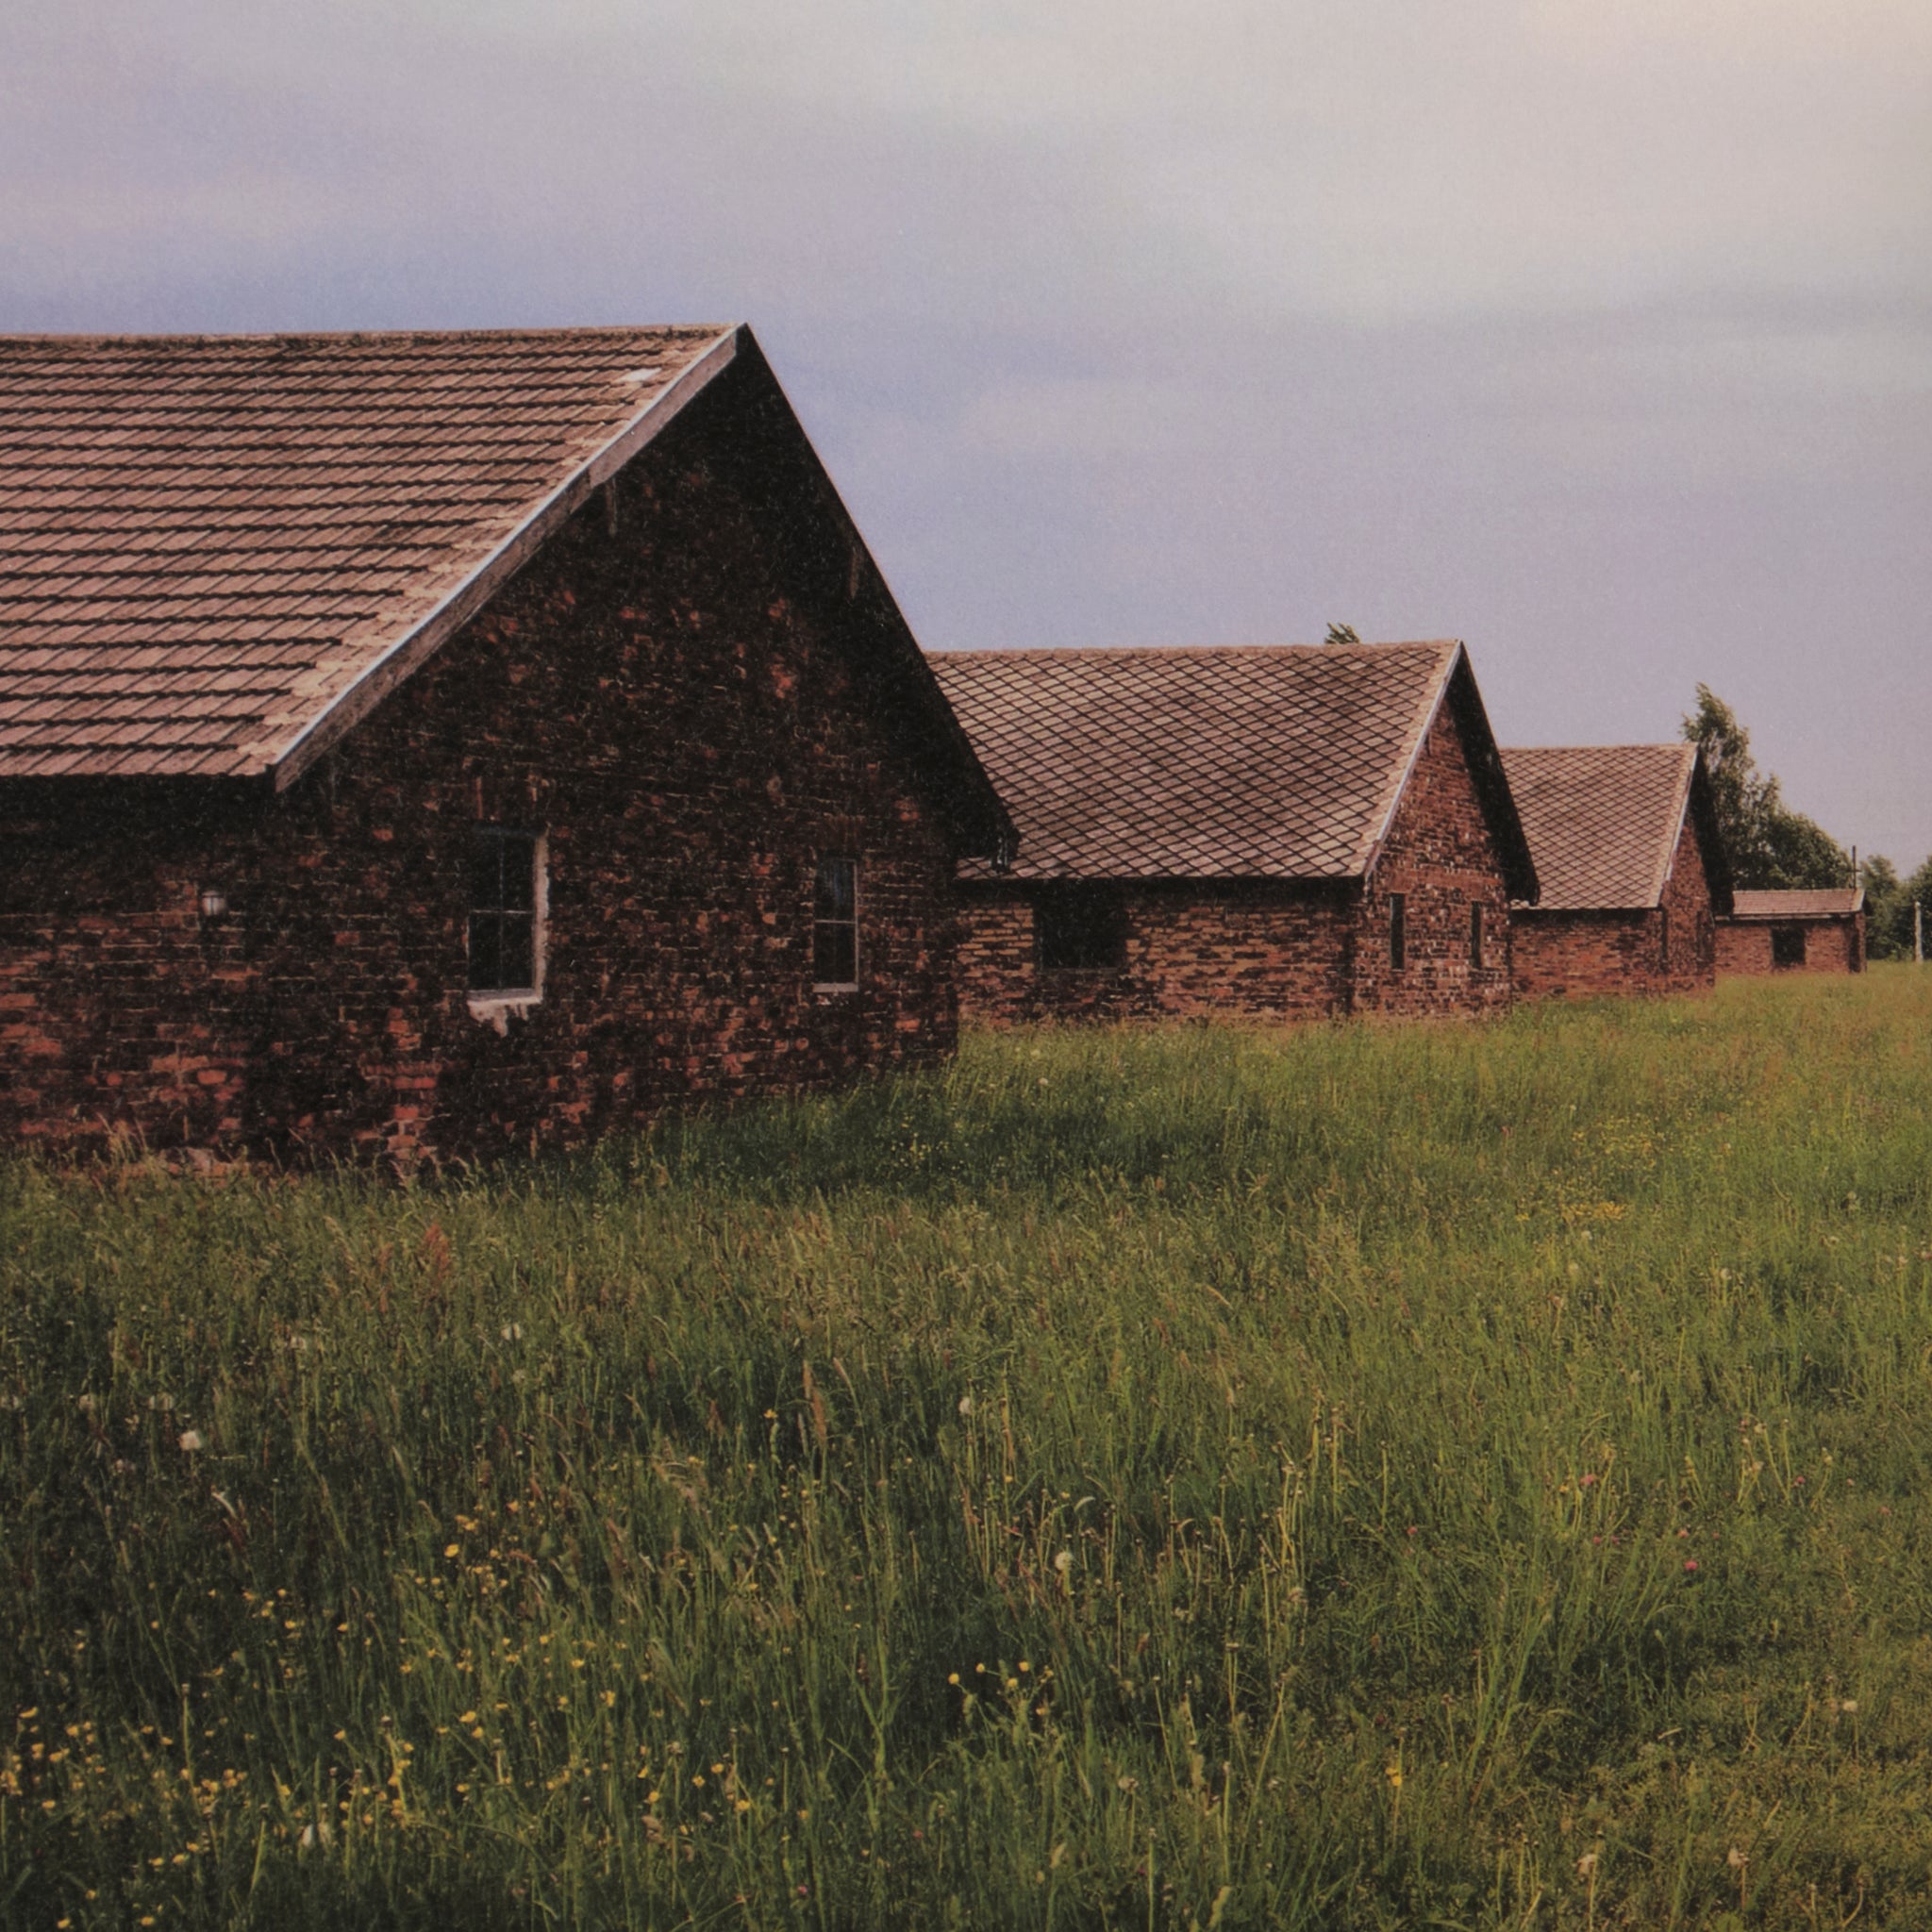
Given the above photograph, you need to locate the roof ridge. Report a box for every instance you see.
[0,325,740,350]
[928,640,1459,662]
[1502,741,1693,756]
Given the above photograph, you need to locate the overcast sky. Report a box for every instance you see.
[6,0,1928,861]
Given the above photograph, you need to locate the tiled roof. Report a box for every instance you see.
[1501,744,1698,910]
[1728,888,1863,920]
[0,325,736,781]
[928,641,1474,882]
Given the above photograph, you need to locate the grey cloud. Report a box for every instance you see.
[1,0,1927,858]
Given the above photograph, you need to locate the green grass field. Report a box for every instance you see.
[6,970,1932,1929]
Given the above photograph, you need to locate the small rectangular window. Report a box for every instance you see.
[1771,924,1806,968]
[1389,891,1407,972]
[813,857,858,988]
[1036,883,1127,971]
[1469,901,1484,970]
[1659,907,1671,971]
[469,827,540,993]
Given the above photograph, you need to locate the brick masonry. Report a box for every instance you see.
[0,358,973,1161]
[958,692,1516,1023]
[1511,816,1718,999]
[1715,913,1864,976]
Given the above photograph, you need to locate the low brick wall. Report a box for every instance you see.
[958,882,1354,1023]
[1716,915,1864,976]
[0,362,967,1162]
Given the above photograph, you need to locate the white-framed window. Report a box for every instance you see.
[813,856,858,990]
[468,825,546,1012]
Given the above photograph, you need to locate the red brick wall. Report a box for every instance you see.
[958,685,1514,1024]
[1513,813,1718,999]
[1350,697,1515,1017]
[0,363,964,1160]
[1657,815,1719,991]
[1512,907,1663,999]
[957,882,1355,1024]
[1715,914,1865,976]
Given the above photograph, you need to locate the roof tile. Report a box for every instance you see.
[928,642,1459,881]
[1728,889,1863,919]
[0,326,731,779]
[1501,744,1694,910]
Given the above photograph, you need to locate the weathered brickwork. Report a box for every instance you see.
[1347,698,1516,1018]
[1512,818,1718,999]
[0,362,969,1161]
[1715,914,1864,976]
[957,882,1355,1023]
[958,699,1514,1024]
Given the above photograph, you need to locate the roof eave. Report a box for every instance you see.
[1361,643,1540,903]
[260,326,741,791]
[1357,642,1458,881]
[1643,747,1698,909]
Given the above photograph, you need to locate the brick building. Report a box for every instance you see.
[925,641,1536,1024]
[0,326,1011,1160]
[1716,889,1865,975]
[1502,744,1732,998]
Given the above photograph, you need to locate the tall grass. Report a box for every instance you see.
[5,970,1932,1928]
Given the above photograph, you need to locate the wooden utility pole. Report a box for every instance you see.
[1916,899,1924,964]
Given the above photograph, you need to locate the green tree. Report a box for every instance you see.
[1861,854,1904,958]
[1680,685,1853,891]
[1890,855,1932,959]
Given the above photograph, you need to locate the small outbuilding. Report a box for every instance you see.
[1503,744,1732,998]
[0,325,1010,1160]
[925,641,1536,1024]
[1716,889,1866,975]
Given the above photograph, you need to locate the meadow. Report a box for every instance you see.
[5,969,1932,1929]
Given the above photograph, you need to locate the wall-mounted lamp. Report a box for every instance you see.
[198,887,228,919]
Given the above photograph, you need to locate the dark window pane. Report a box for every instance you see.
[1772,925,1806,967]
[1470,901,1484,969]
[813,857,858,986]
[498,911,535,990]
[1036,884,1127,971]
[498,836,537,913]
[814,918,858,986]
[470,835,502,913]
[469,826,541,991]
[815,857,856,923]
[469,912,502,991]
[1390,892,1407,972]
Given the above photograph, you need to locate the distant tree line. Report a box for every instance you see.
[1681,685,1927,958]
